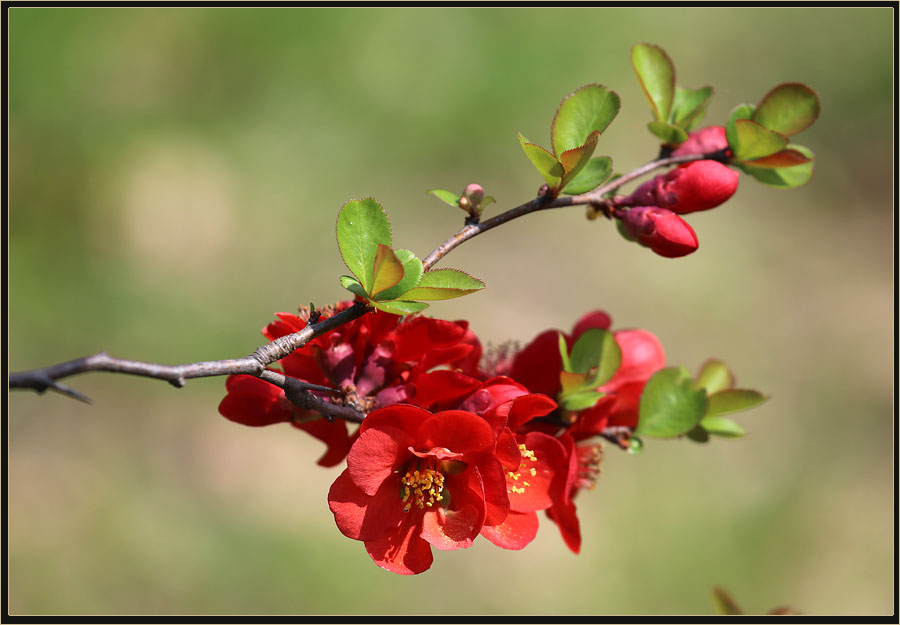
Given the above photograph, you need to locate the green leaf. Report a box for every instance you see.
[369,244,404,297]
[733,119,788,161]
[631,43,675,123]
[370,300,429,316]
[339,275,368,300]
[694,359,734,395]
[712,587,744,616]
[742,148,812,169]
[671,84,714,130]
[372,249,423,302]
[401,268,485,301]
[725,104,755,150]
[569,328,621,387]
[518,132,563,187]
[558,132,600,190]
[427,189,461,207]
[648,120,688,145]
[752,82,820,137]
[559,370,588,395]
[560,390,605,412]
[336,198,392,293]
[706,389,768,417]
[627,436,643,455]
[742,144,815,188]
[699,416,747,438]
[562,156,612,195]
[634,366,709,438]
[551,84,621,155]
[558,332,572,373]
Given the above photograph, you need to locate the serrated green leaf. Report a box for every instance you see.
[371,300,429,316]
[336,198,392,293]
[632,43,675,123]
[401,268,485,301]
[635,366,709,438]
[558,132,600,189]
[648,120,689,145]
[752,82,820,137]
[561,390,605,412]
[339,275,368,299]
[671,84,714,130]
[551,84,621,155]
[742,144,815,188]
[706,389,768,417]
[518,132,563,187]
[725,104,755,150]
[372,249,423,302]
[570,328,622,388]
[427,189,461,207]
[694,359,734,395]
[733,119,788,161]
[699,416,747,438]
[562,156,612,195]
[370,244,404,297]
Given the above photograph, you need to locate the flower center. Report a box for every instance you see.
[400,465,445,513]
[508,443,538,495]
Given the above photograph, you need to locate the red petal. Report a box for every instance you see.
[415,410,495,457]
[365,520,433,575]
[291,416,356,468]
[477,458,510,526]
[408,370,481,411]
[328,469,405,541]
[510,330,564,397]
[393,317,466,363]
[348,426,413,495]
[570,310,612,340]
[505,393,558,430]
[507,431,568,514]
[420,504,481,551]
[545,499,582,554]
[218,375,292,427]
[480,511,539,550]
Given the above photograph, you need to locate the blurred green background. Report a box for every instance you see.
[8,6,893,616]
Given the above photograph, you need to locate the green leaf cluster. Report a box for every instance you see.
[635,359,767,442]
[726,83,820,188]
[336,198,485,315]
[518,84,618,196]
[555,328,622,412]
[632,43,715,145]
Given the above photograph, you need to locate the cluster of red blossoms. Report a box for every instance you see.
[219,302,665,574]
[614,126,739,258]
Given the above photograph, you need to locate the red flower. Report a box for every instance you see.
[672,125,728,156]
[621,160,739,215]
[617,206,699,258]
[327,404,504,575]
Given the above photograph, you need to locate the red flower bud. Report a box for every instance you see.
[621,160,739,214]
[672,125,728,156]
[618,206,699,258]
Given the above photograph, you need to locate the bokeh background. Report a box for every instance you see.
[8,6,894,616]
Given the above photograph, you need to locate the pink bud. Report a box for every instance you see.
[672,125,728,156]
[618,206,699,258]
[621,160,739,215]
[462,183,485,206]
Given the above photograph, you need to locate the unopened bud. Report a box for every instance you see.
[620,160,738,215]
[672,126,728,156]
[462,183,485,206]
[618,206,699,258]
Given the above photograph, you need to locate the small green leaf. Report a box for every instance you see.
[372,249,423,302]
[560,390,605,412]
[706,389,768,417]
[518,132,563,187]
[558,332,572,373]
[551,84,620,155]
[742,148,812,169]
[562,156,612,195]
[733,119,788,161]
[627,436,643,455]
[671,84,714,130]
[752,82,820,137]
[339,275,368,300]
[479,195,496,210]
[712,587,744,616]
[725,104,755,150]
[427,189,461,207]
[336,198,393,293]
[632,43,675,122]
[370,300,429,316]
[570,328,622,387]
[559,370,588,395]
[694,359,734,395]
[558,132,600,190]
[401,268,485,301]
[648,120,688,145]
[742,144,815,188]
[635,366,709,438]
[370,244,405,297]
[699,416,747,438]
